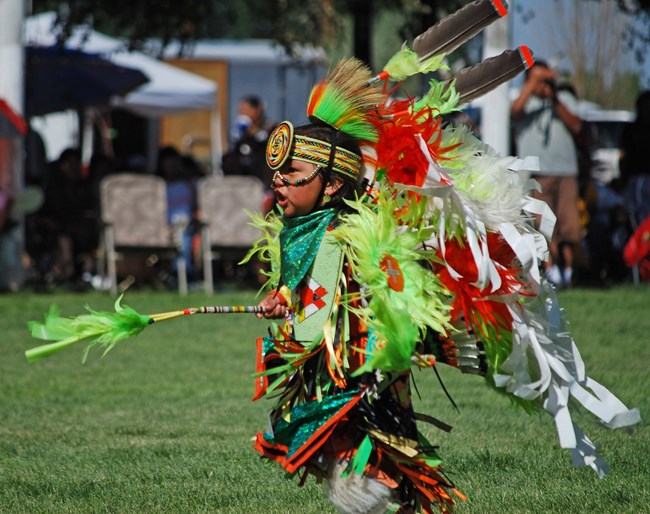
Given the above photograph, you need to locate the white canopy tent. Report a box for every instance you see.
[23,13,221,170]
[109,51,217,116]
[24,12,217,116]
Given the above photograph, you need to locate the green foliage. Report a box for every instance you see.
[2,285,649,512]
[33,0,215,53]
[31,0,341,55]
[31,0,467,63]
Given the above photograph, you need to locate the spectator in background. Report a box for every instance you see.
[0,188,11,234]
[88,152,117,214]
[156,145,198,284]
[222,95,276,213]
[24,126,48,189]
[34,148,98,288]
[617,90,650,224]
[181,153,207,183]
[511,61,583,288]
[123,153,147,174]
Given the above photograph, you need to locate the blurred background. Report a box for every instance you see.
[1,0,649,293]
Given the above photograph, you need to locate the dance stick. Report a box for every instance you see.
[26,296,266,363]
[149,305,265,322]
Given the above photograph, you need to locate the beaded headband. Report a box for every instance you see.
[266,121,362,180]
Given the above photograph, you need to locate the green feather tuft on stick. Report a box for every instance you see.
[26,298,266,363]
[26,295,152,363]
[382,47,447,82]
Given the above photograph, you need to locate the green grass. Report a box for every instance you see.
[1,285,649,513]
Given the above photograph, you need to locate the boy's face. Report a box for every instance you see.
[271,160,323,217]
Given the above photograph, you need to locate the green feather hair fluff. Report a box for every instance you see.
[332,194,452,374]
[383,46,448,82]
[26,295,151,363]
[413,78,461,117]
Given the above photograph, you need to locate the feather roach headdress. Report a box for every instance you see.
[306,58,384,142]
[265,58,385,186]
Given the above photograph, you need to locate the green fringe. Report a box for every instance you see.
[240,211,283,293]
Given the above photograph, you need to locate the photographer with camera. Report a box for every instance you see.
[511,61,583,288]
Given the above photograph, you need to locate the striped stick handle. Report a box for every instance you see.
[149,305,266,323]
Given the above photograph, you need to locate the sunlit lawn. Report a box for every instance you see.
[1,285,648,513]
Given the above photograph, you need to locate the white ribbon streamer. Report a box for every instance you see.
[492,283,641,477]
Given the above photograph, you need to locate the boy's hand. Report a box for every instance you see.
[257,291,288,319]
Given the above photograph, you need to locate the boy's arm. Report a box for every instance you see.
[511,79,535,119]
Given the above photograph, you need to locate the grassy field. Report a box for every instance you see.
[1,285,648,513]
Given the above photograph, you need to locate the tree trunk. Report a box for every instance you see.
[350,0,373,65]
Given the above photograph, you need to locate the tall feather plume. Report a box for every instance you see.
[307,58,384,142]
[444,46,534,106]
[412,0,509,61]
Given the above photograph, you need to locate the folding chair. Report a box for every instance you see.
[100,173,187,295]
[197,175,264,294]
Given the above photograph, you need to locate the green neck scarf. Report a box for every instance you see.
[280,208,337,290]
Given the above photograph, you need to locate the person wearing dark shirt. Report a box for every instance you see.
[618,90,650,223]
[222,96,276,212]
[38,148,98,285]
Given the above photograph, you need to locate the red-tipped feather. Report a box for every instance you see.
[491,0,508,17]
[518,45,535,69]
[413,0,509,61]
[443,46,534,105]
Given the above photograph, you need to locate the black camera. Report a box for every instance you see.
[544,79,557,92]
